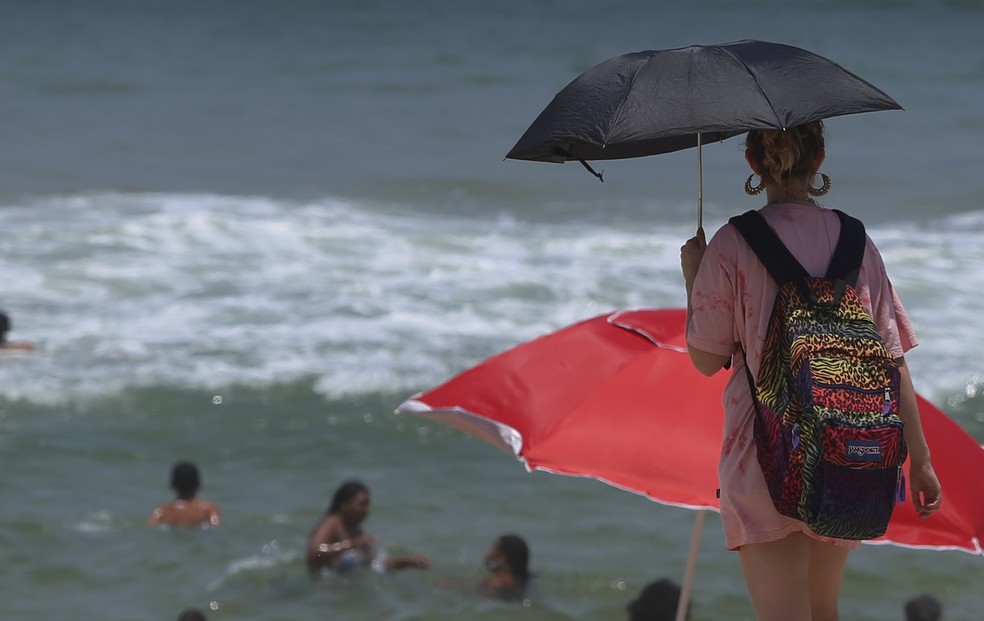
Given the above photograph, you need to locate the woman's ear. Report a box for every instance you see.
[744,149,761,175]
[812,148,826,175]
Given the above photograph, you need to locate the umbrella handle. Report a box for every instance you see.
[676,510,704,621]
[697,132,703,230]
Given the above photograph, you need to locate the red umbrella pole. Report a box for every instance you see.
[676,510,705,621]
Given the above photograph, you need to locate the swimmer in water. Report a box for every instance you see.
[306,480,428,574]
[148,461,221,528]
[626,578,689,621]
[478,534,530,601]
[0,311,33,353]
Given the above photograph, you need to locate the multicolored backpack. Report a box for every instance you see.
[730,209,907,540]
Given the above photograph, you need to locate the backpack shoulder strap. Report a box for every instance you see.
[825,210,867,287]
[728,210,808,286]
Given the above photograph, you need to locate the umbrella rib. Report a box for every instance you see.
[720,48,785,129]
[600,56,652,149]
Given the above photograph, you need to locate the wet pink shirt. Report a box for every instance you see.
[687,204,917,551]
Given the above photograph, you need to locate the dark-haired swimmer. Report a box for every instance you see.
[306,480,428,574]
[627,578,689,621]
[176,609,207,621]
[478,534,530,601]
[0,311,33,353]
[148,461,221,528]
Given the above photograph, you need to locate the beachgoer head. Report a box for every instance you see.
[487,534,529,581]
[170,461,202,500]
[745,121,825,188]
[0,311,9,342]
[328,480,370,523]
[904,594,942,621]
[626,578,688,621]
[176,608,207,621]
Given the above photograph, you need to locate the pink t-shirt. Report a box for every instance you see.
[687,204,917,551]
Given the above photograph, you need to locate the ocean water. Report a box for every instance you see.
[1,1,982,620]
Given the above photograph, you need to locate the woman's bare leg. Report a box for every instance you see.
[739,532,850,621]
[739,532,812,621]
[807,537,850,621]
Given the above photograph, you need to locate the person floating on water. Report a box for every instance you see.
[478,533,531,601]
[0,311,33,353]
[148,461,221,528]
[306,480,428,574]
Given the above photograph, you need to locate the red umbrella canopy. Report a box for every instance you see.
[881,393,983,554]
[398,308,984,555]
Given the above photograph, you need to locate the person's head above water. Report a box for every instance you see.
[176,609,207,621]
[489,534,529,581]
[170,461,202,500]
[0,310,33,351]
[904,594,942,621]
[626,578,688,621]
[327,480,370,523]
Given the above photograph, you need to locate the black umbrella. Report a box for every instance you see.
[506,40,902,226]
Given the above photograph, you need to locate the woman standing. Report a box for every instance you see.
[680,122,941,621]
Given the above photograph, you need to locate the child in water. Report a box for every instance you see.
[148,461,221,528]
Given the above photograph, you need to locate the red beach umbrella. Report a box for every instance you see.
[400,308,725,512]
[880,393,984,555]
[397,308,983,616]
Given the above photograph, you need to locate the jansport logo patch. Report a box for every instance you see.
[846,440,883,462]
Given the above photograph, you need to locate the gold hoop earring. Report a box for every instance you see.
[744,174,764,196]
[808,173,831,197]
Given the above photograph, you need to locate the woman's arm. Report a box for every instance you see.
[686,341,732,377]
[383,555,429,571]
[306,517,346,564]
[307,518,378,567]
[895,356,942,519]
[682,229,731,376]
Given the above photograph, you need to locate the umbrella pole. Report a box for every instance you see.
[697,132,703,230]
[675,510,705,621]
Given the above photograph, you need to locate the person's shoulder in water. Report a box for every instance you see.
[148,461,221,528]
[0,311,33,353]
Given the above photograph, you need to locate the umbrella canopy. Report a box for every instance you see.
[397,308,984,556]
[506,39,902,164]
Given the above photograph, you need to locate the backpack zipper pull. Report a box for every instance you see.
[883,387,892,415]
[897,469,906,504]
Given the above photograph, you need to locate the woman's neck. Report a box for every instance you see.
[765,181,815,206]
